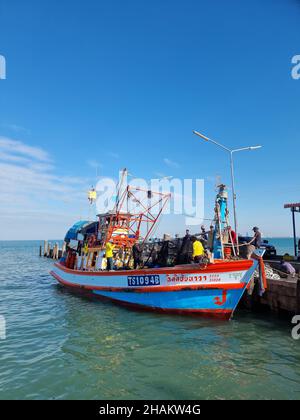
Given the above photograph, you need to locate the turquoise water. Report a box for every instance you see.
[0,240,300,400]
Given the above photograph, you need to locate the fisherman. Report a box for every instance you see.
[228,226,237,247]
[105,239,115,271]
[207,225,215,251]
[83,242,89,255]
[280,260,296,277]
[149,244,159,267]
[132,242,143,269]
[249,226,262,249]
[185,229,191,238]
[176,229,193,264]
[191,236,204,263]
[88,187,97,204]
[200,225,208,241]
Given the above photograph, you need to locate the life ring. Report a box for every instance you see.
[88,234,96,248]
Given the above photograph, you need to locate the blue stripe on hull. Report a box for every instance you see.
[92,288,245,311]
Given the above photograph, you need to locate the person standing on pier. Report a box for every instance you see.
[280,260,296,277]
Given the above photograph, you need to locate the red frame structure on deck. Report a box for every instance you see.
[114,185,171,244]
[99,185,171,248]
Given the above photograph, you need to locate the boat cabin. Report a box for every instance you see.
[97,211,137,248]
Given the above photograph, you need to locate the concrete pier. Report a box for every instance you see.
[241,271,300,316]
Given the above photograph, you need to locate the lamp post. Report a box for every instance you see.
[193,130,262,253]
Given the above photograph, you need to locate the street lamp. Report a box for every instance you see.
[193,130,262,253]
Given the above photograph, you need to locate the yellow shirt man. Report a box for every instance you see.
[83,243,89,255]
[105,241,115,258]
[193,240,204,258]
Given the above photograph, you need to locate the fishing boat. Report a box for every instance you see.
[51,256,264,319]
[50,171,266,320]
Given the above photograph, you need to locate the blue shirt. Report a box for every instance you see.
[280,262,296,275]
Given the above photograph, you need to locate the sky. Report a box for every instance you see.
[0,0,300,240]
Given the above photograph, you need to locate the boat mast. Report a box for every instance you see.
[115,168,128,214]
[213,184,228,259]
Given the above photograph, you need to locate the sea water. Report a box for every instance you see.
[0,240,299,400]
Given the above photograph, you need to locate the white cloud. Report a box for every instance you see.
[154,171,167,178]
[1,123,31,135]
[0,136,92,239]
[0,136,50,162]
[163,158,180,169]
[87,159,102,170]
[0,150,31,164]
[28,162,56,172]
[107,152,120,159]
